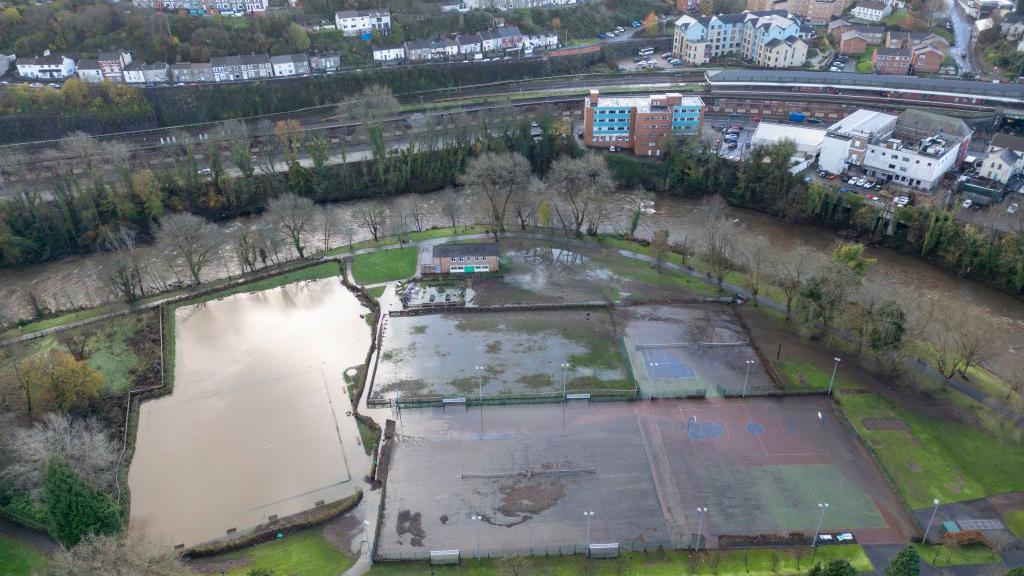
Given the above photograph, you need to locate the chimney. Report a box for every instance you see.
[588,89,599,106]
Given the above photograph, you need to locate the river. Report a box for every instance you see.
[1,189,1021,377]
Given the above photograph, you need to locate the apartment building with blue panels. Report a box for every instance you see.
[583,90,705,157]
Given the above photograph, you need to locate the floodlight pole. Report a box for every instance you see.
[583,511,595,549]
[812,503,829,548]
[695,507,709,551]
[471,514,482,560]
[476,365,485,432]
[742,360,755,397]
[923,498,941,543]
[828,357,841,395]
[561,363,571,399]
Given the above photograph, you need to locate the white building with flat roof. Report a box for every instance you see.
[818,109,898,174]
[750,122,827,155]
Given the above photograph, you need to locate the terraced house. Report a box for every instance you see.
[673,10,808,68]
[583,90,705,157]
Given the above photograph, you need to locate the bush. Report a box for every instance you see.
[44,459,121,547]
[943,530,988,548]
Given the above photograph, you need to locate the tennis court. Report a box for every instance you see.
[641,346,697,380]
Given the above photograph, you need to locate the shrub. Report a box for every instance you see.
[44,459,121,547]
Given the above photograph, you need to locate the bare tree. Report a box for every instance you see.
[950,306,995,378]
[0,413,117,501]
[60,131,101,174]
[772,246,816,320]
[441,187,464,232]
[318,207,340,252]
[547,154,615,236]
[101,226,147,303]
[650,229,671,271]
[461,152,532,237]
[155,213,222,286]
[356,203,389,242]
[255,218,285,266]
[58,326,96,361]
[512,177,544,231]
[266,194,317,258]
[46,529,187,576]
[0,145,26,184]
[701,201,735,289]
[230,225,261,274]
[408,198,427,233]
[737,236,771,306]
[584,190,614,236]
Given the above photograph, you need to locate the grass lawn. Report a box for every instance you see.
[365,286,386,300]
[912,543,1001,566]
[856,46,875,73]
[1005,509,1024,540]
[351,247,418,285]
[775,358,852,393]
[0,536,49,576]
[216,528,355,576]
[2,306,111,340]
[839,393,1024,508]
[323,226,489,257]
[367,545,873,575]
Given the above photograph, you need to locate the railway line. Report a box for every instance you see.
[1,68,1019,194]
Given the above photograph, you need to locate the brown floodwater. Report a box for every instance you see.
[127,278,372,548]
[2,190,1022,375]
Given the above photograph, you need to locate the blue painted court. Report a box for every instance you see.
[641,347,696,380]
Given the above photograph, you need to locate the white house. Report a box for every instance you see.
[850,0,892,22]
[0,53,14,78]
[403,39,458,61]
[456,33,483,55]
[270,54,310,77]
[76,60,104,83]
[334,10,391,37]
[523,32,559,52]
[16,53,76,80]
[372,45,406,62]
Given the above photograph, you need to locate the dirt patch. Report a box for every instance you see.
[862,418,911,432]
[396,510,426,547]
[485,478,567,528]
[188,557,252,573]
[517,373,555,389]
[321,510,364,553]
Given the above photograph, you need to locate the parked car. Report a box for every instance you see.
[670,58,682,66]
[817,534,834,543]
[837,533,855,543]
[662,52,673,59]
[632,20,642,27]
[962,198,973,209]
[1009,203,1019,214]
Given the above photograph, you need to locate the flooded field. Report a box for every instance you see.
[377,397,913,559]
[621,305,776,398]
[371,310,631,401]
[128,278,372,548]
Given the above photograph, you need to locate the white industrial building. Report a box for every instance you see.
[818,108,972,190]
[750,122,827,155]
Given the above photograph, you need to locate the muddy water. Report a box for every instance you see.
[2,190,1023,375]
[128,278,372,548]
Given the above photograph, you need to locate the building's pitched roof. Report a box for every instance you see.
[335,9,389,18]
[270,53,309,65]
[875,47,911,58]
[17,54,71,66]
[456,33,482,45]
[76,60,100,70]
[433,242,500,258]
[991,132,1024,152]
[210,54,271,67]
[856,0,888,11]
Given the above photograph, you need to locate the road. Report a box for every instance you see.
[945,0,977,75]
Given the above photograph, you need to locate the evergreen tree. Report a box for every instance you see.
[44,459,121,547]
[884,545,921,576]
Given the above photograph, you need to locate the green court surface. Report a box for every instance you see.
[697,464,887,534]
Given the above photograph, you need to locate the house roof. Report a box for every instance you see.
[855,0,888,10]
[404,38,457,50]
[456,33,482,45]
[270,53,309,65]
[991,132,1024,152]
[17,54,71,66]
[97,50,128,62]
[372,44,405,52]
[875,47,911,58]
[433,242,500,258]
[77,60,100,70]
[210,54,271,67]
[335,9,389,18]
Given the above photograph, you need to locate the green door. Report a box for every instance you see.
[464,265,475,273]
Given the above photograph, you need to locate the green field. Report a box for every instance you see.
[0,536,49,576]
[912,543,1001,566]
[216,528,355,576]
[366,286,386,299]
[367,546,873,576]
[323,226,489,257]
[775,358,852,392]
[351,247,418,285]
[840,393,1024,508]
[1006,509,1024,540]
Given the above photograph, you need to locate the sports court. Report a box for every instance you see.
[621,305,776,398]
[376,396,914,559]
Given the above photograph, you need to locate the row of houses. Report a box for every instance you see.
[828,20,950,74]
[14,49,342,83]
[746,0,904,24]
[672,10,815,68]
[130,0,268,15]
[374,27,559,62]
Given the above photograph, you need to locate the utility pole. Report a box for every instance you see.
[812,503,829,548]
[742,360,755,397]
[923,499,941,543]
[583,510,594,549]
[695,507,709,551]
[828,357,841,395]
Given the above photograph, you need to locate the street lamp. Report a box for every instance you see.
[561,363,571,398]
[476,365,486,403]
[471,514,482,559]
[742,360,756,397]
[812,503,829,548]
[583,511,595,548]
[695,507,709,551]
[828,357,841,395]
[923,498,941,544]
